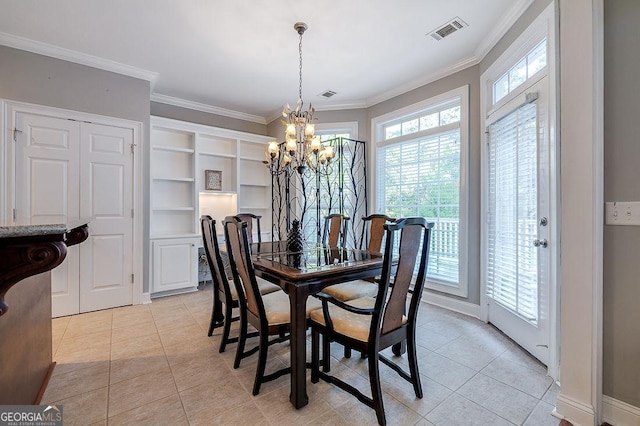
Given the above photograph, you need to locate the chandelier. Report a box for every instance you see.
[265,22,335,174]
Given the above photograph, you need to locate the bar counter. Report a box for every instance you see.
[0,219,89,404]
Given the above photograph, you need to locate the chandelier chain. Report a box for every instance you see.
[298,31,303,102]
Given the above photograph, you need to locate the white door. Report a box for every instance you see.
[15,113,81,317]
[15,113,134,316]
[485,78,550,364]
[79,122,134,312]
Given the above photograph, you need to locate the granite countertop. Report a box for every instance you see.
[0,217,91,239]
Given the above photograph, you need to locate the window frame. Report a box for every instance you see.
[371,86,469,297]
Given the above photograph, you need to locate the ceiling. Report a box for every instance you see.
[0,0,532,123]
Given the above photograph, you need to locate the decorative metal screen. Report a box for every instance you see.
[269,137,368,248]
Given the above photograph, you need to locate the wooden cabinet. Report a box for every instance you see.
[150,117,273,296]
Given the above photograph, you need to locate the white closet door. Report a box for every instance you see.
[14,112,135,316]
[79,122,134,312]
[15,113,81,317]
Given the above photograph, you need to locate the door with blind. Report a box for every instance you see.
[485,78,550,364]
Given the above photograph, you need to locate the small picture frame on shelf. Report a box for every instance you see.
[205,170,222,191]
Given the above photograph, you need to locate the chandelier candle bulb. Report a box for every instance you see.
[310,137,321,152]
[305,123,315,137]
[268,142,280,158]
[286,123,297,138]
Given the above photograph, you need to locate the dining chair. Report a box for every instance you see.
[224,215,321,395]
[200,215,280,352]
[323,213,349,248]
[321,214,396,303]
[235,213,262,245]
[310,217,434,426]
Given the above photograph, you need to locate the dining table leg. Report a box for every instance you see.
[288,284,309,408]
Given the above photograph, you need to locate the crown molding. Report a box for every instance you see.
[364,54,481,107]
[0,32,158,88]
[151,93,267,125]
[474,0,536,59]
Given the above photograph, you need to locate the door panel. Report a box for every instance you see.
[16,113,80,317]
[80,123,134,312]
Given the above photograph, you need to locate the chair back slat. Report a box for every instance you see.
[361,214,395,253]
[235,213,262,245]
[324,214,349,248]
[224,217,261,317]
[375,218,433,336]
[200,215,229,296]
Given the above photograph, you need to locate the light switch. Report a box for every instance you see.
[604,201,640,225]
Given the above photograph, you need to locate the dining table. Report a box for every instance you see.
[250,240,386,409]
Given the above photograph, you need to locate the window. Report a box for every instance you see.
[373,87,468,296]
[493,39,547,104]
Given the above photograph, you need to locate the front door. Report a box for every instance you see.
[485,78,551,364]
[15,112,134,316]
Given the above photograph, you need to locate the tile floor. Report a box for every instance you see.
[43,285,561,425]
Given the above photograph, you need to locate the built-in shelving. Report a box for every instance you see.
[150,116,274,297]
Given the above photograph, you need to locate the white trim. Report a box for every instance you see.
[1,99,145,308]
[422,291,480,319]
[365,55,480,109]
[474,0,536,59]
[603,396,640,426]
[371,85,469,299]
[0,32,158,88]
[555,393,596,426]
[555,0,604,424]
[151,115,272,143]
[141,292,152,304]
[151,93,267,125]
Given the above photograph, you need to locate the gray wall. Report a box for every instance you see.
[367,66,482,304]
[603,0,640,408]
[0,45,153,292]
[151,102,267,135]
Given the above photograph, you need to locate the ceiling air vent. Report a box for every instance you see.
[428,17,468,41]
[319,90,337,98]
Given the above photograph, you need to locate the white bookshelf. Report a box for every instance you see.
[150,116,274,296]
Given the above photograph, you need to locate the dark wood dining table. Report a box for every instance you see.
[251,241,385,409]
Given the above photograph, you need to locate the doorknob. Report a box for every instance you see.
[533,238,548,248]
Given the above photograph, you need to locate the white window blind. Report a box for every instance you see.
[487,102,538,324]
[377,127,460,284]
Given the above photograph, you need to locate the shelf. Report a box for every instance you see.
[239,183,270,188]
[239,157,267,163]
[152,145,195,154]
[199,190,237,195]
[200,151,236,158]
[152,177,195,182]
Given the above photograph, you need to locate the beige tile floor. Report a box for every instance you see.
[43,285,561,425]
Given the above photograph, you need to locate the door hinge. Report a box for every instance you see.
[131,273,135,283]
[130,143,137,154]
[12,208,17,221]
[13,128,22,142]
[131,209,134,218]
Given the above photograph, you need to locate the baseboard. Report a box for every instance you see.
[555,392,596,426]
[422,291,481,318]
[150,286,199,299]
[141,292,152,304]
[603,395,640,426]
